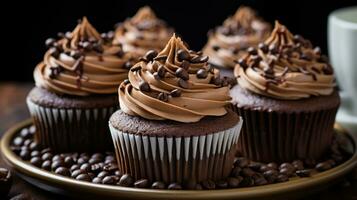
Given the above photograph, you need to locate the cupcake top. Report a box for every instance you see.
[119,34,231,123]
[113,6,174,58]
[235,21,336,100]
[34,17,132,96]
[203,6,270,68]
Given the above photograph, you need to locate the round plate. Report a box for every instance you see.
[1,119,357,200]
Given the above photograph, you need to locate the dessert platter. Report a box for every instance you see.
[1,5,357,200]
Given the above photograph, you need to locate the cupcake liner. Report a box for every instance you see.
[109,117,243,184]
[229,104,338,162]
[27,98,117,152]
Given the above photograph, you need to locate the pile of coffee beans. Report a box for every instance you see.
[10,125,352,190]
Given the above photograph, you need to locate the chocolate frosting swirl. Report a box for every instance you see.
[34,17,132,96]
[113,6,174,58]
[203,6,271,68]
[119,34,231,123]
[235,21,336,100]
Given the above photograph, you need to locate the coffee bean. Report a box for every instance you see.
[296,169,311,177]
[247,47,257,55]
[263,169,278,183]
[227,177,240,188]
[71,169,86,178]
[316,162,332,172]
[23,139,32,147]
[134,179,149,188]
[157,64,166,78]
[102,176,116,185]
[240,177,254,187]
[175,68,189,80]
[89,157,101,165]
[70,164,80,172]
[103,163,118,172]
[51,160,65,171]
[157,92,169,102]
[64,156,75,166]
[52,155,64,162]
[29,142,39,151]
[235,157,249,168]
[144,50,158,61]
[20,129,32,139]
[41,152,53,161]
[20,149,31,160]
[202,180,215,189]
[139,81,150,92]
[180,60,190,70]
[177,49,190,61]
[292,160,304,170]
[30,150,40,157]
[130,65,142,72]
[118,174,134,187]
[248,162,262,171]
[55,167,70,177]
[260,165,273,172]
[258,43,268,53]
[242,168,255,177]
[13,137,24,146]
[97,171,109,178]
[170,89,181,97]
[76,174,92,182]
[168,183,182,190]
[196,69,208,79]
[92,177,102,184]
[30,157,42,167]
[41,160,51,171]
[280,163,295,170]
[279,167,294,177]
[80,163,91,172]
[216,180,228,189]
[276,174,289,182]
[151,181,166,189]
[91,163,104,173]
[231,166,242,177]
[178,79,189,89]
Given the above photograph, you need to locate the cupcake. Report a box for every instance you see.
[27,17,132,152]
[109,35,243,185]
[231,21,340,162]
[113,6,174,59]
[203,6,270,77]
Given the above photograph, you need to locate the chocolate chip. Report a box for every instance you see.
[296,169,311,177]
[238,59,248,69]
[258,43,268,53]
[227,177,240,188]
[130,65,142,72]
[175,68,189,80]
[49,47,60,58]
[41,160,51,171]
[315,162,332,172]
[276,174,289,183]
[322,65,333,75]
[180,60,190,70]
[102,176,116,185]
[30,157,42,167]
[157,65,166,78]
[139,81,150,92]
[45,38,56,47]
[247,47,257,55]
[116,50,125,58]
[118,174,134,187]
[177,49,190,61]
[76,173,92,182]
[178,79,189,89]
[123,79,130,85]
[170,89,182,97]
[196,69,208,79]
[144,50,158,61]
[134,179,149,188]
[156,92,168,102]
[55,167,70,177]
[153,72,161,80]
[168,183,182,190]
[151,181,166,189]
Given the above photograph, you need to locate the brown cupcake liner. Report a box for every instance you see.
[229,104,338,163]
[27,98,117,152]
[109,118,243,184]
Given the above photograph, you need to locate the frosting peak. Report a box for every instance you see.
[34,17,132,96]
[203,6,270,68]
[235,21,336,100]
[119,34,232,123]
[113,6,173,58]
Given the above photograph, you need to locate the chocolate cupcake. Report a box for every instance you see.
[27,17,132,152]
[109,35,243,184]
[113,6,174,59]
[203,6,270,77]
[231,21,340,162]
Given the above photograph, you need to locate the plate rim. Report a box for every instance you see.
[1,119,357,200]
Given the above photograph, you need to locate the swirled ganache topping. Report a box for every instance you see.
[235,21,336,100]
[34,17,133,96]
[203,6,271,68]
[113,6,174,57]
[119,34,232,123]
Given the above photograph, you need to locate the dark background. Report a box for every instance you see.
[2,0,356,82]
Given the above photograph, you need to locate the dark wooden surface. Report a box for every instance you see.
[0,82,357,200]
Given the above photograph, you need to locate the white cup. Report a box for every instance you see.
[328,6,357,124]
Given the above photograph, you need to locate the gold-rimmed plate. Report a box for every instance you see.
[1,119,357,200]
